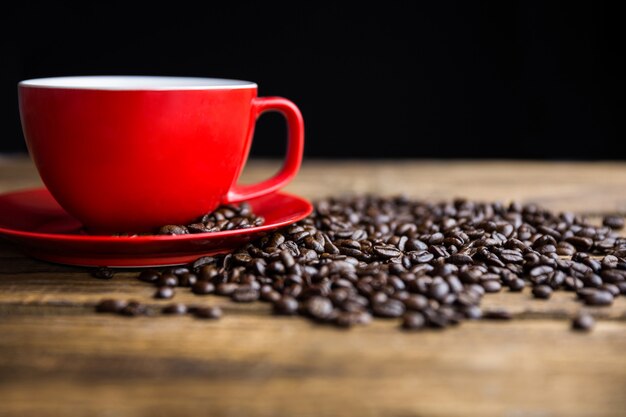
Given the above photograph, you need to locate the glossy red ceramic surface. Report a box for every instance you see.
[18,77,304,233]
[0,188,312,267]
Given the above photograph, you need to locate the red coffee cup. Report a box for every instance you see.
[18,76,304,233]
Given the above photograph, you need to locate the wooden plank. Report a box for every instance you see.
[0,314,624,417]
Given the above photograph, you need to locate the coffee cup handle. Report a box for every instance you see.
[224,96,304,204]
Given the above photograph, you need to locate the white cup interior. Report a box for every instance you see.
[19,76,257,90]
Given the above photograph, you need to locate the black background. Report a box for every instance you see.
[2,2,624,159]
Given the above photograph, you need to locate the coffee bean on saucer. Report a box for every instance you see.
[193,306,222,319]
[95,299,127,313]
[158,225,188,235]
[571,312,595,331]
[155,286,175,299]
[92,266,114,279]
[162,303,187,315]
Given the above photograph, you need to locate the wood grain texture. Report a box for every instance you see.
[1,157,626,417]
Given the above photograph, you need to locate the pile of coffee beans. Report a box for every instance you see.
[157,202,264,235]
[97,195,626,332]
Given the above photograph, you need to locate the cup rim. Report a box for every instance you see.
[18,76,258,91]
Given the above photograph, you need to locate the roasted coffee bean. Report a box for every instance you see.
[158,225,188,235]
[92,267,114,279]
[273,296,299,315]
[582,290,614,306]
[482,308,512,320]
[191,280,215,295]
[532,285,552,299]
[120,301,146,317]
[190,256,216,271]
[215,283,238,296]
[177,272,198,287]
[95,299,127,313]
[335,311,368,328]
[566,236,593,251]
[401,312,426,330]
[155,286,175,299]
[556,242,576,256]
[231,286,260,303]
[571,312,595,331]
[372,299,405,318]
[194,306,223,319]
[481,280,502,293]
[157,273,178,287]
[138,269,160,283]
[162,303,187,315]
[167,267,190,276]
[603,215,624,230]
[305,296,334,320]
[508,278,526,292]
[601,255,619,269]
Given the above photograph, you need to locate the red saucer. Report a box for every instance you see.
[0,188,313,267]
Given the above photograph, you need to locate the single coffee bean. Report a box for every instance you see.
[95,299,127,313]
[194,306,223,319]
[158,225,188,235]
[273,296,299,315]
[120,301,146,317]
[190,256,216,271]
[191,280,215,295]
[372,299,405,318]
[565,236,593,251]
[138,269,161,283]
[305,296,334,320]
[571,312,595,331]
[335,311,368,328]
[482,308,512,320]
[532,285,552,299]
[582,290,614,306]
[178,272,198,287]
[603,215,624,230]
[155,286,175,299]
[231,286,260,303]
[481,280,502,293]
[92,266,114,279]
[215,282,238,296]
[162,303,187,315]
[401,312,426,330]
[157,273,178,287]
[508,278,526,292]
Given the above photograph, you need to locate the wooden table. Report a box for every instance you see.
[1,157,625,417]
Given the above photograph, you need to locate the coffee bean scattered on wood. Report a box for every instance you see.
[96,196,626,332]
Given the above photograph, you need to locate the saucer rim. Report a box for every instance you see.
[0,188,313,243]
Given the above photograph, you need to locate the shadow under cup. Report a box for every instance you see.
[18,76,304,234]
